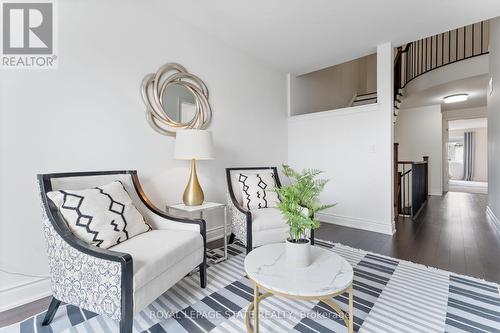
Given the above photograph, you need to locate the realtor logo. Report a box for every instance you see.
[1,1,57,68]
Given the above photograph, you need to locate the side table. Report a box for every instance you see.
[166,202,228,263]
[244,243,354,333]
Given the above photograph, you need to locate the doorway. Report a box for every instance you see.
[447,118,488,194]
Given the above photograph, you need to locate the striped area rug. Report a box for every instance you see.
[2,240,500,333]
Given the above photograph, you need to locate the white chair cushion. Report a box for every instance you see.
[132,248,203,314]
[110,229,203,291]
[251,208,288,232]
[47,181,151,249]
[237,173,280,210]
[253,227,289,247]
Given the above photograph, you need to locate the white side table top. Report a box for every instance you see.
[168,202,225,212]
[244,243,353,297]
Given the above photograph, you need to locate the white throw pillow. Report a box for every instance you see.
[237,173,280,210]
[47,181,151,249]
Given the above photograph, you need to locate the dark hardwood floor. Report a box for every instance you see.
[0,296,52,328]
[2,191,499,327]
[316,191,500,282]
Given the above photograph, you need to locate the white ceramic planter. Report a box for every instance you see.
[285,238,311,268]
[299,206,309,218]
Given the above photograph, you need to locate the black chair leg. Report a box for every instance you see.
[199,262,207,288]
[228,233,235,244]
[42,297,61,326]
[119,316,133,333]
[310,229,315,245]
[120,285,133,333]
[246,243,252,254]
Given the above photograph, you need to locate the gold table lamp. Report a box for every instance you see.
[174,129,215,206]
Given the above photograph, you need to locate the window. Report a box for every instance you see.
[448,142,464,162]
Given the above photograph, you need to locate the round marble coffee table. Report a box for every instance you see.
[244,243,354,333]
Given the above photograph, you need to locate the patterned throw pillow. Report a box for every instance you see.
[47,181,151,249]
[237,173,280,210]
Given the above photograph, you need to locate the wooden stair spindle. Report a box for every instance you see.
[394,143,399,218]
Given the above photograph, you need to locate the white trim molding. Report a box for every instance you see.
[486,206,500,234]
[316,212,395,235]
[0,276,51,312]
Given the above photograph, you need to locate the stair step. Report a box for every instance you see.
[356,91,377,98]
[352,98,377,106]
[354,93,377,101]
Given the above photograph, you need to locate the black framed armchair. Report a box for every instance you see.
[226,167,315,254]
[37,170,206,333]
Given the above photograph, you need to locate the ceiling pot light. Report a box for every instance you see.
[443,94,468,104]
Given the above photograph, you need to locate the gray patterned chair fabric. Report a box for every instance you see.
[38,170,206,333]
[225,167,315,254]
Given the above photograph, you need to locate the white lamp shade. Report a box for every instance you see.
[174,129,215,160]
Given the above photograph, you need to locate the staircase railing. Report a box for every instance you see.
[394,143,429,220]
[395,20,489,92]
[397,157,429,220]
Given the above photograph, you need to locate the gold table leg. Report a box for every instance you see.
[314,283,354,333]
[245,282,353,333]
[245,285,272,333]
[254,284,259,333]
[348,284,354,333]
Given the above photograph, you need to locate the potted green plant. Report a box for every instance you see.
[274,165,335,268]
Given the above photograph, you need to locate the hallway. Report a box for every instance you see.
[317,192,500,282]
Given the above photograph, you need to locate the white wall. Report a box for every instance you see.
[290,53,377,115]
[287,43,394,235]
[0,0,287,308]
[473,127,488,182]
[395,105,443,195]
[443,106,488,121]
[488,18,500,222]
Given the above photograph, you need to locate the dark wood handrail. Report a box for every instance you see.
[398,160,428,165]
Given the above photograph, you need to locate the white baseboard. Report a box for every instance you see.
[0,277,51,312]
[316,212,394,235]
[486,206,500,234]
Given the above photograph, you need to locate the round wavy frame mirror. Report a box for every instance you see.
[141,63,212,136]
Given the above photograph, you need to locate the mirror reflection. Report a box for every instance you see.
[162,84,196,123]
